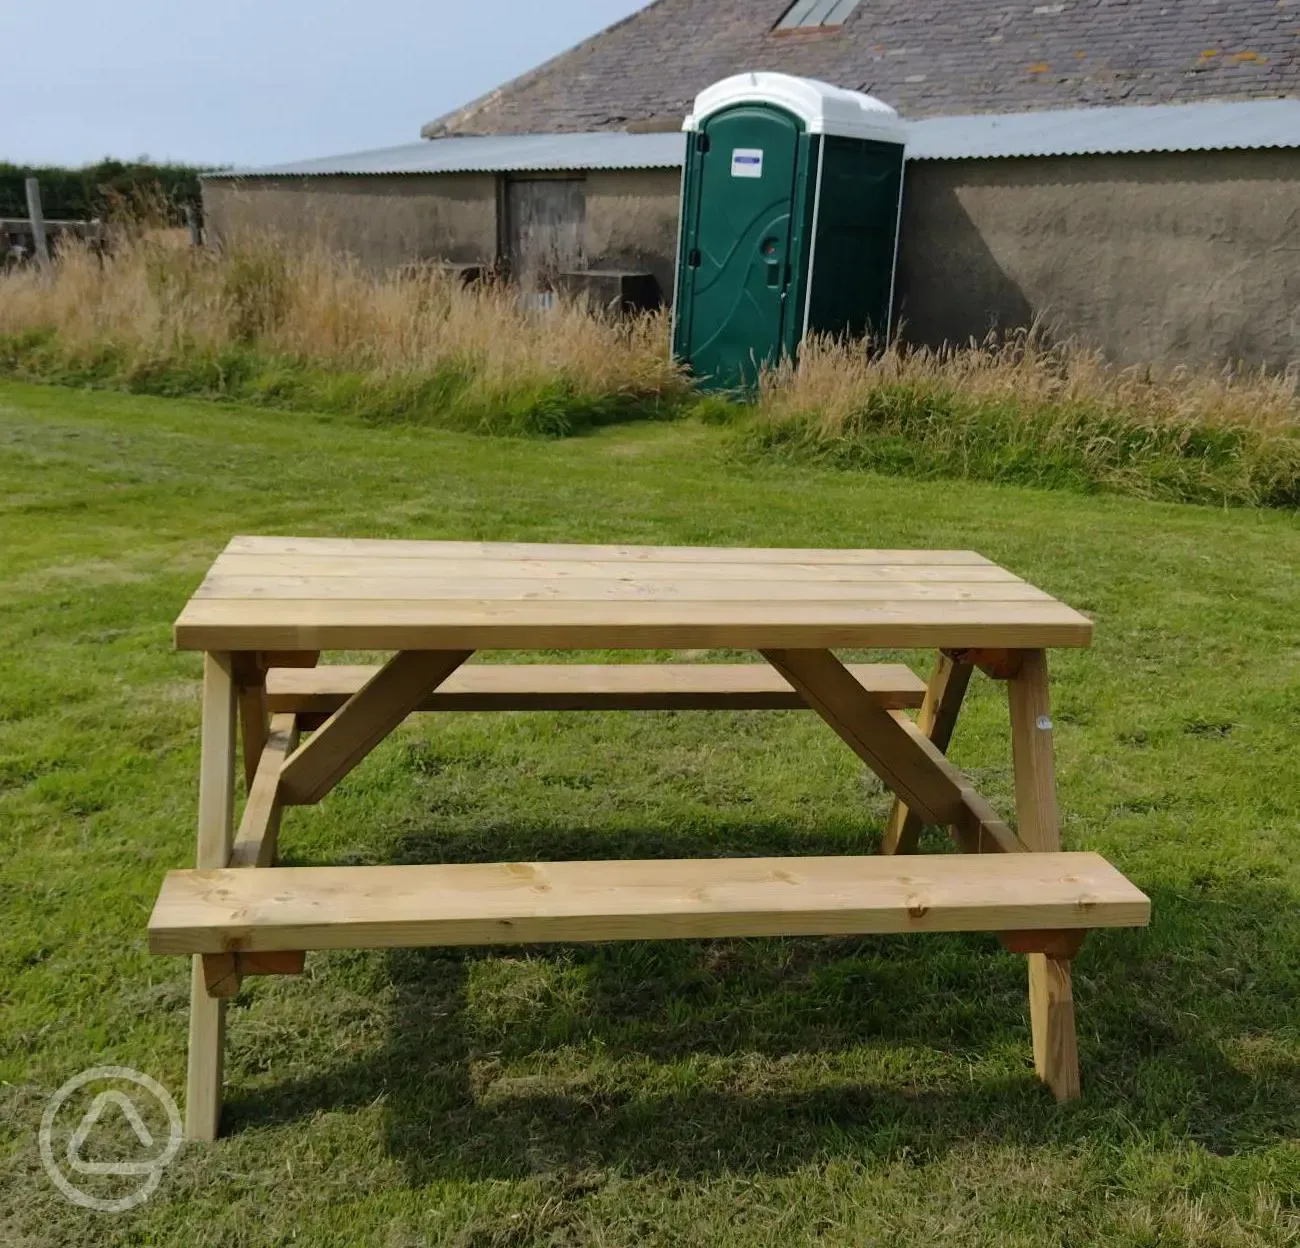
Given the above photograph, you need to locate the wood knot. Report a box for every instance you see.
[906,899,930,920]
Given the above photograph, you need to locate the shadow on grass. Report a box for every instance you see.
[224,820,1299,1180]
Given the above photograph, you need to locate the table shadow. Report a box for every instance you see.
[224,820,1299,1181]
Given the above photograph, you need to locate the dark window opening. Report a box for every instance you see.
[775,0,861,30]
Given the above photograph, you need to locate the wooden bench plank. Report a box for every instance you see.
[149,852,1150,955]
[265,662,928,714]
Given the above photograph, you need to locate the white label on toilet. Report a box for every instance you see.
[731,148,764,178]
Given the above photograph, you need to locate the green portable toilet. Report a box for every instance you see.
[672,72,907,390]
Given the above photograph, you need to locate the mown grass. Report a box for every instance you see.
[1,235,1297,503]
[2,380,1298,1246]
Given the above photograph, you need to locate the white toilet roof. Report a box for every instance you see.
[684,73,906,145]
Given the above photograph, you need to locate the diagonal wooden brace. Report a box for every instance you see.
[229,713,299,869]
[883,653,973,854]
[279,650,474,806]
[761,649,1024,854]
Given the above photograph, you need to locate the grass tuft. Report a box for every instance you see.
[747,333,1300,508]
[0,230,691,436]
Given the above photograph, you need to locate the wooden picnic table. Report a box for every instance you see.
[151,537,1149,1141]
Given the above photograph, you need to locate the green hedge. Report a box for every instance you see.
[0,160,208,222]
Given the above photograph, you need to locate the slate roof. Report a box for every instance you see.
[424,0,1300,137]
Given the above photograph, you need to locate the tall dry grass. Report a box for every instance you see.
[2,228,1298,504]
[0,230,687,434]
[746,333,1300,507]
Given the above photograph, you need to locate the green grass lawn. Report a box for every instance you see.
[2,380,1297,1247]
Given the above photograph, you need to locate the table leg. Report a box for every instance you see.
[1008,649,1080,1101]
[186,651,237,1141]
[881,653,972,855]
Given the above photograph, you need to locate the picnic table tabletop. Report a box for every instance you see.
[174,536,1093,652]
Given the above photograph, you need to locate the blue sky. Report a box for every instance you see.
[3,0,648,168]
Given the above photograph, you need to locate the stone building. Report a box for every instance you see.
[203,0,1300,370]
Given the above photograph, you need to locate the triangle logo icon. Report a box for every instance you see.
[66,1091,158,1176]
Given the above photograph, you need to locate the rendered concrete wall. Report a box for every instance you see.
[895,149,1300,372]
[202,151,1300,371]
[202,173,498,269]
[584,168,683,301]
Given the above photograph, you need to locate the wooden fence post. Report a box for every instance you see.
[24,178,51,269]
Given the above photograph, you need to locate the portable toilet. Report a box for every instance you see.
[672,72,907,390]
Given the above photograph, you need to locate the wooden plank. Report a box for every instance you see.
[223,536,999,567]
[943,647,1025,681]
[278,650,472,806]
[25,178,50,269]
[201,950,306,999]
[230,653,268,790]
[1007,649,1080,1102]
[175,598,1094,653]
[229,714,299,869]
[201,953,242,1000]
[888,710,1023,854]
[1008,650,1062,853]
[1029,952,1080,1101]
[1000,930,1087,958]
[261,650,321,669]
[149,852,1150,955]
[762,649,1019,853]
[882,654,974,855]
[194,575,1055,605]
[186,652,237,1143]
[211,553,1029,584]
[265,662,927,714]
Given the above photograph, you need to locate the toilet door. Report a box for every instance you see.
[679,106,803,389]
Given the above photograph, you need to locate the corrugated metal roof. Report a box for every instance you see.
[203,99,1300,180]
[205,131,688,179]
[908,99,1300,160]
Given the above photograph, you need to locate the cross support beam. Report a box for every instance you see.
[278,650,473,806]
[229,713,299,869]
[882,652,973,854]
[761,648,1023,855]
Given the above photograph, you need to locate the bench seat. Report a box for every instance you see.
[265,661,926,715]
[149,852,1150,955]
